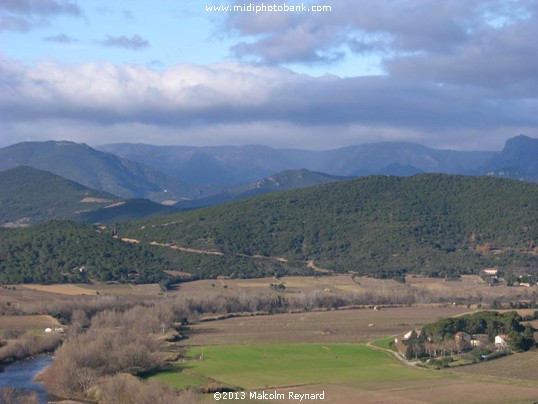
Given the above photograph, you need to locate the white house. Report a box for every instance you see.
[495,334,509,348]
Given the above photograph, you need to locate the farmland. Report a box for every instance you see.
[172,274,538,304]
[151,343,538,404]
[0,315,60,333]
[1,273,537,403]
[184,306,470,345]
[178,344,438,389]
[451,351,538,381]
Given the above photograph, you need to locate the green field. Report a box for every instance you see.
[146,366,207,389]
[370,337,395,350]
[154,344,439,390]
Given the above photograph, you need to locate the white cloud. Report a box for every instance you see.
[0,57,536,150]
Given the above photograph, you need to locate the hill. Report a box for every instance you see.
[0,141,198,201]
[119,174,538,278]
[0,167,177,225]
[176,169,351,209]
[77,198,177,223]
[0,221,173,284]
[0,166,118,226]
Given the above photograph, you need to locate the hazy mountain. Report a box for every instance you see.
[482,135,538,182]
[0,166,177,225]
[0,141,198,201]
[99,140,497,185]
[176,169,351,209]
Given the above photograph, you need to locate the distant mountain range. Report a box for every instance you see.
[98,135,537,184]
[97,141,497,184]
[0,135,536,209]
[0,166,176,226]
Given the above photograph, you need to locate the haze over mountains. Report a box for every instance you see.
[99,134,538,184]
[0,141,198,202]
[0,135,536,211]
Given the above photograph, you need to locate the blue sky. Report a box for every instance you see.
[1,0,537,150]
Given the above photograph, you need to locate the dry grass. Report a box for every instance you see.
[451,351,538,381]
[173,274,537,304]
[81,283,162,296]
[21,284,97,295]
[0,314,60,331]
[184,306,471,346]
[267,378,538,404]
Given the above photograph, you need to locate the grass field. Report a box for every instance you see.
[370,336,395,350]
[0,314,60,332]
[154,344,538,404]
[146,366,207,390]
[166,344,438,390]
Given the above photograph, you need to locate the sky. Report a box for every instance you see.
[1,0,537,151]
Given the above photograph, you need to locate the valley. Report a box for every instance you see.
[0,138,537,403]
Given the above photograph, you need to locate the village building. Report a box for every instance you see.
[470,334,489,347]
[495,334,509,348]
[482,268,498,276]
[454,331,471,347]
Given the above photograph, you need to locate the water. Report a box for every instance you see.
[0,356,53,403]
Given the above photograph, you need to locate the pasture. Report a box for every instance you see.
[184,306,471,345]
[182,344,436,389]
[154,344,538,404]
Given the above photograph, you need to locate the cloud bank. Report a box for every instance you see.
[1,56,536,150]
[1,0,537,150]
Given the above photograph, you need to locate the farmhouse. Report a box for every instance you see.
[495,334,509,348]
[470,334,489,347]
[454,331,471,347]
[402,329,422,341]
[482,268,498,276]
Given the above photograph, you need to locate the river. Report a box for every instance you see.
[0,356,53,403]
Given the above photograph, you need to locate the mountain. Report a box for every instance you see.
[99,141,496,185]
[0,166,177,226]
[176,169,351,209]
[0,141,198,201]
[482,135,538,182]
[119,174,538,279]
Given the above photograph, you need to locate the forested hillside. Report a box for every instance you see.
[120,174,538,278]
[0,167,177,225]
[1,174,536,283]
[0,221,172,284]
[0,166,118,225]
